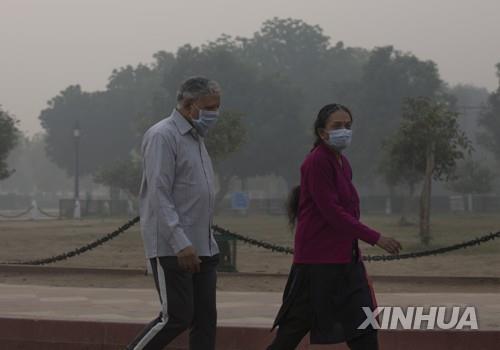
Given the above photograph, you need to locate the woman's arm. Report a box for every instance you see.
[306,156,381,245]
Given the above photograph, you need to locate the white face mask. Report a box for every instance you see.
[327,128,352,151]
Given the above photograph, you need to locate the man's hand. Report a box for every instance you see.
[376,236,402,255]
[177,246,202,273]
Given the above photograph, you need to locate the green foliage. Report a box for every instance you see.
[0,133,72,193]
[0,107,20,180]
[39,85,142,176]
[448,159,495,195]
[204,110,246,162]
[399,96,472,180]
[94,110,247,197]
[93,154,142,197]
[479,63,500,162]
[162,36,306,187]
[349,46,445,184]
[382,97,471,186]
[38,17,457,195]
[381,96,472,244]
[379,133,423,190]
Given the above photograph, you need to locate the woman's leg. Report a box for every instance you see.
[266,283,312,350]
[346,331,379,350]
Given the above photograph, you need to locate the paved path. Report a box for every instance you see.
[0,283,498,330]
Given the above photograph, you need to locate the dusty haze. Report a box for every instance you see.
[1,0,499,135]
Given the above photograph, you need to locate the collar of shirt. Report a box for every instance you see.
[172,109,194,136]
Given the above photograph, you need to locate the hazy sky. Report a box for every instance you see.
[1,0,499,135]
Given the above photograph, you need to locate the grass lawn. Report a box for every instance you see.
[0,212,498,276]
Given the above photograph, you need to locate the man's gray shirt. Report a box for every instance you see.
[139,109,219,258]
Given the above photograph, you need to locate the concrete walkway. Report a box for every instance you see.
[0,283,498,330]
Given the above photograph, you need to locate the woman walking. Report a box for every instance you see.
[267,103,402,350]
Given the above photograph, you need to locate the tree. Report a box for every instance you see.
[37,17,463,203]
[385,97,471,245]
[38,52,177,179]
[39,85,140,177]
[0,107,20,180]
[106,54,176,134]
[379,136,423,226]
[0,133,73,193]
[350,46,445,186]
[238,17,369,127]
[94,110,247,202]
[448,84,489,155]
[479,63,500,163]
[232,17,377,189]
[93,153,142,197]
[447,159,495,196]
[204,111,246,209]
[161,38,307,190]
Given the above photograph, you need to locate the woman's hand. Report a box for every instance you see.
[376,236,402,255]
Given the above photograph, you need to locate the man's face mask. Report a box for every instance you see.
[192,104,219,137]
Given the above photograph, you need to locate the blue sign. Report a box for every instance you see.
[231,192,249,210]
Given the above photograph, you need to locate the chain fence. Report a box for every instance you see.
[37,207,60,218]
[1,215,499,266]
[2,217,139,265]
[211,225,500,262]
[0,205,60,219]
[0,206,33,219]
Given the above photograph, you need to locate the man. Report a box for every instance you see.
[126,77,221,350]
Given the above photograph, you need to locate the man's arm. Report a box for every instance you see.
[143,132,192,253]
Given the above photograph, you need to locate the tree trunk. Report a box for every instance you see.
[419,142,435,245]
[387,185,394,215]
[399,183,415,226]
[241,177,248,192]
[214,173,233,215]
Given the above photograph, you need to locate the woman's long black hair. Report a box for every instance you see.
[286,103,353,229]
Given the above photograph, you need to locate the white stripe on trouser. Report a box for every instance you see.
[133,257,169,350]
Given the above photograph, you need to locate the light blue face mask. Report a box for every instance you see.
[327,128,352,151]
[192,106,219,137]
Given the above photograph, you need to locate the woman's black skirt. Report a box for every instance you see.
[271,257,378,344]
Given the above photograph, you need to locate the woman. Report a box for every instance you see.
[267,103,402,350]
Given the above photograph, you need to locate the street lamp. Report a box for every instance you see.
[73,121,81,219]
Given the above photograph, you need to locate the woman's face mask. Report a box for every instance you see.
[327,128,352,151]
[322,110,353,152]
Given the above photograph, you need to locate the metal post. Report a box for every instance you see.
[73,121,81,219]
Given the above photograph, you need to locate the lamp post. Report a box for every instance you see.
[73,121,81,219]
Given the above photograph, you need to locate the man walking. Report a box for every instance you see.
[126,77,221,350]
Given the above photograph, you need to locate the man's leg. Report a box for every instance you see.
[189,255,219,350]
[126,257,193,350]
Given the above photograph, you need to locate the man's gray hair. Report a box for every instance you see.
[176,76,221,107]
